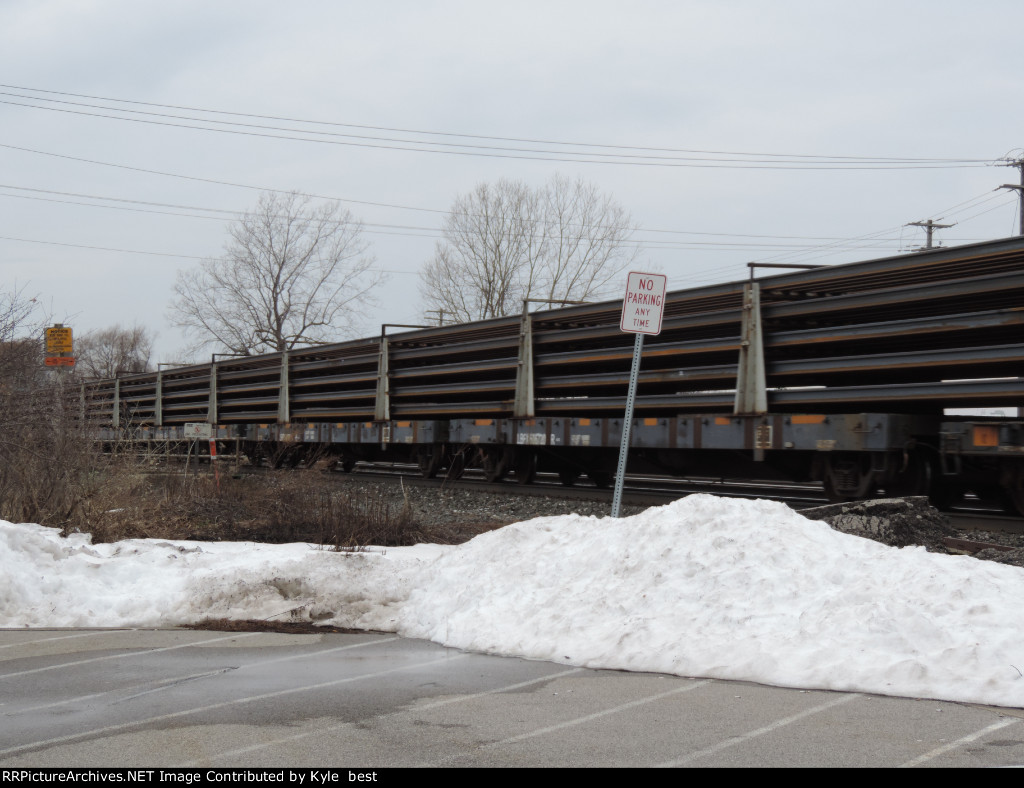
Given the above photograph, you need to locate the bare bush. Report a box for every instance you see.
[70,471,422,548]
[0,289,100,525]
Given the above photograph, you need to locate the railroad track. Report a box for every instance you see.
[155,455,1024,538]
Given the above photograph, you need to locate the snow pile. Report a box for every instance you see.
[3,495,1023,708]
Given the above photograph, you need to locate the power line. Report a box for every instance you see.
[1,135,1017,270]
[2,142,1013,250]
[0,82,994,166]
[999,157,1024,236]
[751,188,1019,267]
[906,219,955,249]
[0,184,917,251]
[0,141,447,214]
[0,234,419,274]
[0,179,925,244]
[0,92,995,170]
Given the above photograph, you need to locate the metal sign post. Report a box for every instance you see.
[612,272,667,517]
[183,422,213,479]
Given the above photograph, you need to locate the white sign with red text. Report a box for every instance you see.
[620,271,667,335]
[184,422,213,439]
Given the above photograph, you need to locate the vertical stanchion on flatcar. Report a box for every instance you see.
[613,272,667,518]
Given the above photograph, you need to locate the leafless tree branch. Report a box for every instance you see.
[76,324,154,379]
[420,175,641,323]
[168,191,382,355]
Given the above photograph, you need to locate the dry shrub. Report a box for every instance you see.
[262,473,421,547]
[0,350,99,526]
[65,467,423,548]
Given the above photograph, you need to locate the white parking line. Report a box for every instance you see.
[0,650,470,759]
[0,631,123,651]
[1,633,400,715]
[181,666,590,766]
[0,631,265,679]
[898,716,1019,768]
[0,630,406,680]
[464,679,713,756]
[657,692,861,767]
[6,668,235,716]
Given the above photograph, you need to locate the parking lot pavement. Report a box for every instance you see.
[1,628,1022,768]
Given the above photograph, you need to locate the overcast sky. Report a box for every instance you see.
[3,1,1024,361]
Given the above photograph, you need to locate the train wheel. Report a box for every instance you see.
[445,451,466,480]
[270,446,299,469]
[481,447,510,482]
[339,458,356,473]
[998,461,1024,516]
[928,483,963,512]
[822,454,876,503]
[514,452,537,485]
[417,447,442,479]
[558,469,579,487]
[886,450,932,498]
[588,471,612,489]
[822,475,855,503]
[1007,489,1024,517]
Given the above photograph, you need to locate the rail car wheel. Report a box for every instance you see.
[481,447,511,482]
[928,483,963,512]
[270,446,302,469]
[822,453,877,503]
[445,451,466,480]
[514,452,537,485]
[998,462,1024,516]
[822,476,853,503]
[885,450,932,498]
[416,446,442,479]
[558,469,579,487]
[1006,487,1024,517]
[588,471,612,489]
[339,458,356,473]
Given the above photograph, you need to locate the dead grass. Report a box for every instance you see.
[63,466,428,548]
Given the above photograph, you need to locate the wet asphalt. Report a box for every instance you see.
[1,629,1022,768]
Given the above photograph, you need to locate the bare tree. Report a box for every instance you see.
[76,324,154,379]
[420,175,641,323]
[169,191,380,355]
[0,288,93,525]
[0,286,40,384]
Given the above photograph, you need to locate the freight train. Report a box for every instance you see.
[80,236,1024,514]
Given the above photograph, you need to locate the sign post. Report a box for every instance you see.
[612,272,667,517]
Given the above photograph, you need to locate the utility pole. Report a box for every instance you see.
[1000,156,1024,237]
[907,219,954,249]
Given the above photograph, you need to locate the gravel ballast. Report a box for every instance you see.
[333,476,1024,566]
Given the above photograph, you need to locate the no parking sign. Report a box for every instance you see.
[613,272,667,517]
[620,272,667,335]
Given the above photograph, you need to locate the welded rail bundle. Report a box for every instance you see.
[81,236,1024,512]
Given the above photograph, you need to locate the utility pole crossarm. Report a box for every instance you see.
[999,156,1024,237]
[906,219,955,250]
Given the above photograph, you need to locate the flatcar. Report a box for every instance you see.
[81,236,1024,513]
